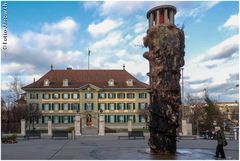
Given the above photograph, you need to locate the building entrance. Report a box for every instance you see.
[86,113,93,126]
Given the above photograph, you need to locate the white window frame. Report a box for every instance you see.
[44,79,49,86]
[64,116,68,123]
[110,115,114,123]
[53,104,59,111]
[86,93,91,99]
[63,104,68,111]
[99,93,105,98]
[120,103,124,110]
[73,93,78,99]
[43,94,49,99]
[54,116,59,123]
[53,93,59,99]
[87,103,91,110]
[109,93,114,99]
[63,79,68,86]
[63,93,68,99]
[44,104,49,111]
[44,117,49,123]
[110,103,114,110]
[100,104,105,110]
[119,116,124,122]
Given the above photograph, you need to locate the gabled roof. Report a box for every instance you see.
[22,69,149,90]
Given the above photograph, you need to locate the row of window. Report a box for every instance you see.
[30,92,147,100]
[36,115,145,124]
[40,103,148,111]
[104,115,145,123]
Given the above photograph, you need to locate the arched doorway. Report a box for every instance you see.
[86,113,92,126]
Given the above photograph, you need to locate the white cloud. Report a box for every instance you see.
[91,31,123,50]
[1,62,35,75]
[83,1,100,10]
[131,33,146,47]
[88,18,123,37]
[219,14,239,31]
[99,1,145,17]
[134,22,146,34]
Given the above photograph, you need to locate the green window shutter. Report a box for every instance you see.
[61,104,63,110]
[71,104,73,110]
[62,93,64,99]
[58,116,61,123]
[104,93,106,98]
[117,103,120,110]
[84,93,87,99]
[84,103,86,110]
[52,116,54,123]
[42,104,44,110]
[139,115,141,123]
[42,116,44,124]
[36,94,39,99]
[105,115,107,122]
[98,103,100,110]
[133,93,135,98]
[62,116,64,123]
[77,104,80,111]
[91,103,94,110]
[36,104,39,110]
[67,93,69,99]
[91,93,93,99]
[114,103,116,110]
[127,115,129,122]
[71,93,73,99]
[133,103,135,110]
[52,93,54,99]
[123,93,125,98]
[114,115,116,122]
[124,115,126,122]
[98,93,100,98]
[58,93,60,99]
[108,115,110,122]
[108,93,110,98]
[68,116,70,123]
[108,103,110,110]
[30,93,32,99]
[42,94,44,99]
[71,116,73,123]
[113,93,116,98]
[68,104,70,110]
[133,115,136,123]
[77,93,80,98]
[124,103,126,110]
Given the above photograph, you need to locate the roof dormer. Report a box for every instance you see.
[44,79,50,86]
[108,79,115,86]
[63,79,68,87]
[126,79,133,86]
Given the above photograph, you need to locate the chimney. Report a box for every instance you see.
[123,64,125,70]
[33,78,35,82]
[66,67,72,70]
[51,64,53,70]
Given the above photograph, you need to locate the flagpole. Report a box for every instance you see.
[88,48,90,70]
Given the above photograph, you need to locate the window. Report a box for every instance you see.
[139,103,146,109]
[117,93,125,99]
[54,116,59,123]
[63,79,68,86]
[72,93,79,99]
[44,104,49,111]
[108,93,116,99]
[99,93,106,99]
[126,79,133,86]
[110,115,114,123]
[52,93,59,99]
[127,103,133,110]
[63,104,68,111]
[139,93,147,99]
[63,93,69,99]
[119,116,124,122]
[30,93,38,99]
[127,93,135,99]
[72,103,79,110]
[64,116,68,123]
[108,79,114,86]
[86,103,92,111]
[44,79,50,86]
[31,103,38,110]
[100,103,105,110]
[119,103,124,110]
[53,104,59,111]
[44,117,49,123]
[43,93,50,99]
[110,103,115,110]
[85,93,93,99]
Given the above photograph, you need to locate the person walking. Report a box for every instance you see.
[214,126,226,159]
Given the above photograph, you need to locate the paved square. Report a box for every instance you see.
[1,135,239,160]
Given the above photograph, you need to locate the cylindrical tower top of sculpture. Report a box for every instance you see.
[146,5,177,28]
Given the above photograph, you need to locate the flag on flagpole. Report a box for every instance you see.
[88,48,90,56]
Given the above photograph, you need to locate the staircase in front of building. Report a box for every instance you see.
[81,126,98,135]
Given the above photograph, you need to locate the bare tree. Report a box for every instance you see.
[7,75,25,103]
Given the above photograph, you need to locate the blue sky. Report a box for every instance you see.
[1,1,239,102]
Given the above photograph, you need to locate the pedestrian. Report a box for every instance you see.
[214,126,226,159]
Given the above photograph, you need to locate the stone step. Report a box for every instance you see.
[82,126,98,135]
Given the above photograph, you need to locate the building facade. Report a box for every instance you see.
[22,68,150,130]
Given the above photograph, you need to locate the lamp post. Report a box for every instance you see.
[181,67,184,105]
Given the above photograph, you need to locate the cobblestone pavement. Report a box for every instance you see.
[1,135,239,160]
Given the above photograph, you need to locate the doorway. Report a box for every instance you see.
[86,113,92,126]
